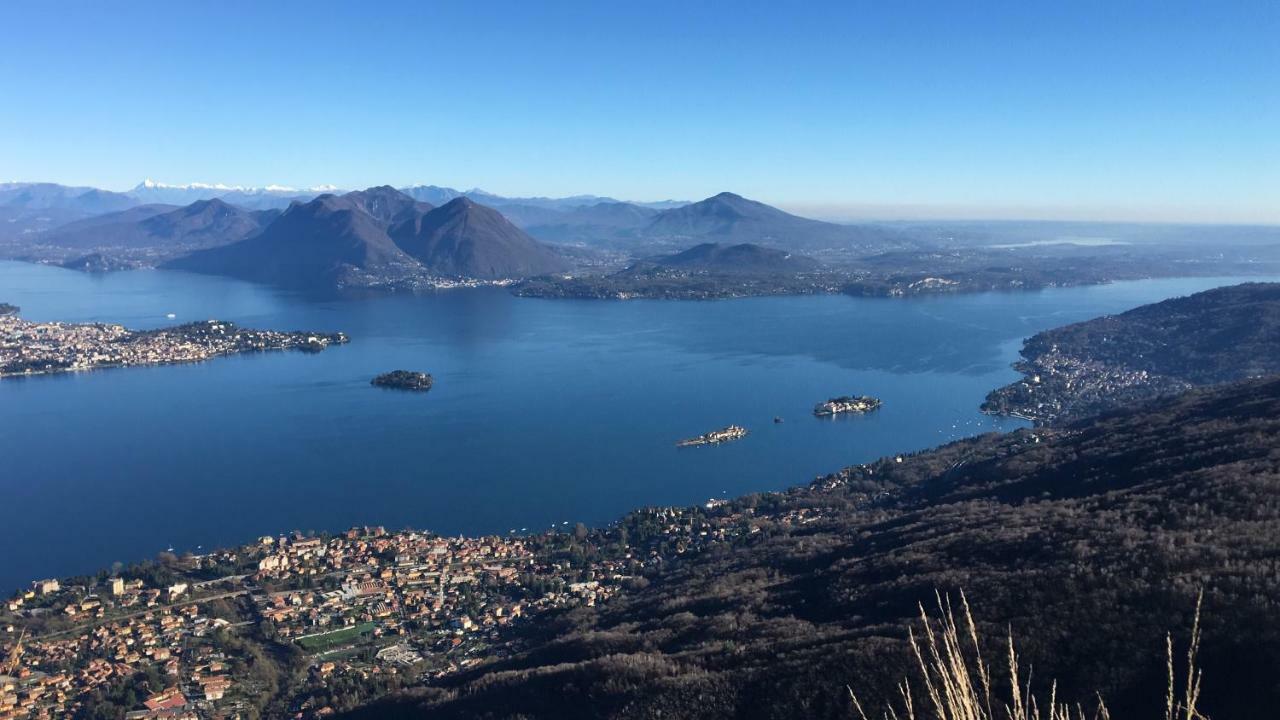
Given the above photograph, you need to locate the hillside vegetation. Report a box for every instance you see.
[348,376,1280,719]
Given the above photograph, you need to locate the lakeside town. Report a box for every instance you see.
[0,307,348,378]
[980,345,1192,424]
[0,485,852,720]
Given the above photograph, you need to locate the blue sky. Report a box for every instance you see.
[0,1,1275,222]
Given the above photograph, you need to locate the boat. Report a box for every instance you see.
[813,395,883,417]
[676,425,748,447]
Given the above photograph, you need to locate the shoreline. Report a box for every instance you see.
[0,313,348,379]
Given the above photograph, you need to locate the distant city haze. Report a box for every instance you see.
[1,2,1275,224]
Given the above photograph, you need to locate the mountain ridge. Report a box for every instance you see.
[40,198,278,250]
[640,191,905,252]
[167,188,568,289]
[388,197,569,279]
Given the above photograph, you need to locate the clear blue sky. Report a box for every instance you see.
[1,1,1275,222]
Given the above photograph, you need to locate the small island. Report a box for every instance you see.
[0,302,18,316]
[676,425,748,447]
[813,395,882,417]
[371,370,434,391]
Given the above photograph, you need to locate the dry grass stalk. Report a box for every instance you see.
[1165,591,1206,720]
[850,590,1208,720]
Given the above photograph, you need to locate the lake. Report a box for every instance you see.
[0,261,1264,591]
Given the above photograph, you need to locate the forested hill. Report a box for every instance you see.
[347,376,1280,720]
[984,281,1280,423]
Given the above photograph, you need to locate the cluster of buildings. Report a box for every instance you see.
[676,424,749,447]
[982,346,1184,423]
[0,497,838,718]
[813,395,882,417]
[0,314,347,377]
[251,529,540,645]
[0,524,638,718]
[2,577,243,719]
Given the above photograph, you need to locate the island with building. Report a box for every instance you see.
[0,303,17,317]
[0,311,348,378]
[370,370,434,391]
[813,395,882,417]
[676,425,748,447]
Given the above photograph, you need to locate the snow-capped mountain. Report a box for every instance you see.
[128,180,340,210]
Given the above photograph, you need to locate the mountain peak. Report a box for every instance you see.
[388,199,568,280]
[185,197,232,212]
[442,196,478,210]
[339,187,427,226]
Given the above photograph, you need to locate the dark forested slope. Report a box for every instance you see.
[350,377,1280,719]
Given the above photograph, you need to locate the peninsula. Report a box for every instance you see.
[0,311,347,378]
[982,282,1280,424]
[371,370,434,391]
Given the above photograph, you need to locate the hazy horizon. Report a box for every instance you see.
[5,175,1277,227]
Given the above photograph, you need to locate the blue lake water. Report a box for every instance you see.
[0,260,1267,591]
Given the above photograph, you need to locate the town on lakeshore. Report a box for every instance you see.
[0,486,843,719]
[0,309,347,378]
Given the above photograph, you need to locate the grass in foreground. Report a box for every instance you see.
[849,591,1207,720]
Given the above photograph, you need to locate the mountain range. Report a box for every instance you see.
[518,192,909,253]
[165,187,568,290]
[0,182,138,239]
[1,180,929,293]
[39,199,279,250]
[3,180,913,257]
[401,185,685,212]
[125,179,338,210]
[127,180,686,213]
[0,180,684,222]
